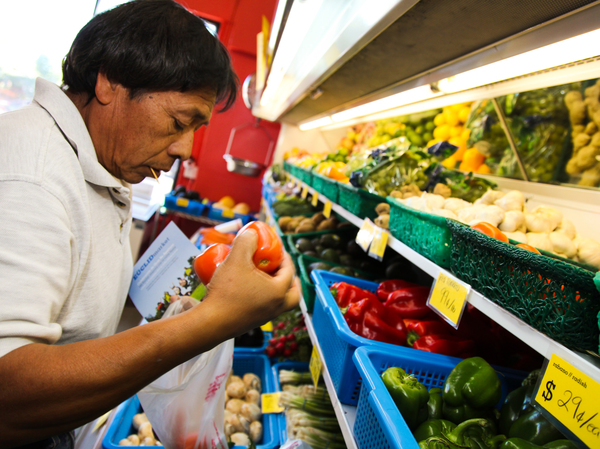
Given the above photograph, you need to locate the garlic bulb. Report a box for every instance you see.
[524,213,555,234]
[531,206,563,231]
[444,197,472,214]
[504,231,528,244]
[475,189,506,205]
[422,193,446,210]
[525,233,554,253]
[457,204,487,224]
[472,205,506,227]
[577,238,600,269]
[549,231,577,259]
[494,190,525,211]
[498,210,525,233]
[431,208,458,220]
[555,219,576,240]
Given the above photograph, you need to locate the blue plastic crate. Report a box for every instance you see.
[352,346,521,449]
[103,354,279,449]
[310,270,526,406]
[271,361,310,444]
[207,205,256,225]
[164,194,208,216]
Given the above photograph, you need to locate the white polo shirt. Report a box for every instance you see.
[0,78,134,357]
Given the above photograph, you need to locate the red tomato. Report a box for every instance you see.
[470,222,509,243]
[193,243,231,285]
[238,221,283,274]
[515,243,541,254]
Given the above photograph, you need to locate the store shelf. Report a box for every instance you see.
[298,295,358,449]
[286,174,600,385]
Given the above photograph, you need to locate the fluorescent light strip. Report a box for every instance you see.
[330,85,440,122]
[299,116,333,131]
[437,28,600,93]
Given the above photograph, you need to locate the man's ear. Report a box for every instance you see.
[95,72,120,105]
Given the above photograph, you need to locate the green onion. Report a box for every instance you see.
[279,391,336,416]
[279,369,313,385]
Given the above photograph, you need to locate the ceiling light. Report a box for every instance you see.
[436,28,600,94]
[299,116,333,131]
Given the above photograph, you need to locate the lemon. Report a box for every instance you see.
[458,106,471,124]
[461,128,471,140]
[433,124,452,141]
[449,125,464,138]
[444,109,460,127]
[433,113,446,127]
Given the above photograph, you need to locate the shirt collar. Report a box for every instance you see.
[32,78,130,193]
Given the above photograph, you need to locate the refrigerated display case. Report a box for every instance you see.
[257,1,600,448]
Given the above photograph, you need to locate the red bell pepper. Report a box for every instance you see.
[411,334,476,358]
[406,319,454,346]
[344,296,407,346]
[330,282,377,308]
[376,279,419,302]
[384,286,432,318]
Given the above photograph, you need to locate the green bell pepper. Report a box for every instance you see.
[509,409,565,446]
[427,387,443,420]
[413,419,457,442]
[442,357,502,424]
[381,366,429,431]
[418,418,504,449]
[499,370,540,435]
[499,438,577,449]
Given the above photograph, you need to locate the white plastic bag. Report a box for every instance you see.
[137,298,234,449]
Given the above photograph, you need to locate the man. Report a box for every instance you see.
[0,1,299,447]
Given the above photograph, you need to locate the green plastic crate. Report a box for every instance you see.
[294,166,313,185]
[447,220,600,353]
[310,172,339,203]
[338,183,385,220]
[387,196,453,268]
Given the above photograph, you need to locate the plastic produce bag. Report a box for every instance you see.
[137,298,234,449]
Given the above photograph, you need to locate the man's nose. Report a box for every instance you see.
[168,129,195,161]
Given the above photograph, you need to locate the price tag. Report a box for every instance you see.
[309,345,322,388]
[201,198,209,205]
[176,198,189,207]
[355,218,376,252]
[222,209,235,218]
[311,192,319,207]
[533,354,600,448]
[427,271,470,328]
[323,201,332,218]
[301,185,309,199]
[261,392,284,414]
[368,227,388,260]
[261,321,273,332]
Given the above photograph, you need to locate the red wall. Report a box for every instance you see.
[176,0,281,212]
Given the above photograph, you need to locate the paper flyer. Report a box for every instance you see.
[129,221,205,322]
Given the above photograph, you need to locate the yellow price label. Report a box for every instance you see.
[368,228,388,260]
[261,393,284,414]
[222,208,235,218]
[301,185,309,199]
[176,198,189,207]
[534,354,600,447]
[323,201,332,218]
[201,198,209,205]
[356,219,376,252]
[311,192,319,207]
[309,346,322,388]
[427,272,470,328]
[261,321,273,332]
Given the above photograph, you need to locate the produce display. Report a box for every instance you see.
[278,369,344,448]
[277,212,349,235]
[564,79,600,186]
[211,195,252,216]
[224,371,264,445]
[381,359,573,449]
[265,307,311,362]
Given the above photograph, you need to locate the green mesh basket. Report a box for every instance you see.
[283,160,292,173]
[311,172,339,203]
[338,183,385,220]
[387,197,453,268]
[295,166,313,185]
[447,220,600,353]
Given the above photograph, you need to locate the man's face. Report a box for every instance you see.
[96,86,216,184]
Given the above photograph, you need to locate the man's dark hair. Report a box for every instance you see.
[62,0,238,111]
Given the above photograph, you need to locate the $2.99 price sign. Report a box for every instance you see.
[534,353,600,448]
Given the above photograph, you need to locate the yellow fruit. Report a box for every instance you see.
[426,138,441,148]
[433,124,452,141]
[232,202,250,214]
[442,156,458,169]
[218,196,236,209]
[444,109,460,127]
[449,126,464,138]
[476,164,492,174]
[433,113,446,127]
[461,128,471,141]
[448,136,467,149]
[458,106,471,124]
